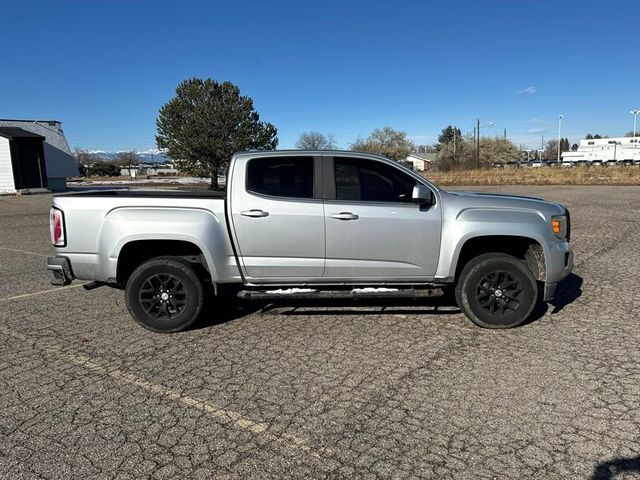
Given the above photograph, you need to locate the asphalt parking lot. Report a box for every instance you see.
[1,186,639,479]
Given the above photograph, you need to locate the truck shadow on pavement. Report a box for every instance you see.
[193,274,583,330]
[192,300,264,330]
[591,456,640,479]
[193,298,462,329]
[547,273,583,314]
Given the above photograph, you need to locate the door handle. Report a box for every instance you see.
[241,209,269,218]
[331,212,359,221]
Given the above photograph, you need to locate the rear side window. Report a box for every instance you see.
[247,156,314,198]
[334,157,416,203]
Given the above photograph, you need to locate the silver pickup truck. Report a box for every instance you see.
[47,150,573,332]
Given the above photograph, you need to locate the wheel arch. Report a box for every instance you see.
[453,235,546,282]
[116,239,212,287]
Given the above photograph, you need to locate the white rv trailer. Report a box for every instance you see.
[562,136,640,164]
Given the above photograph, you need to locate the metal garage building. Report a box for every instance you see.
[0,119,78,193]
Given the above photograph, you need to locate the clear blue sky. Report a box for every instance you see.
[2,0,639,151]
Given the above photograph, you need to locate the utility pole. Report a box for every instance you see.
[453,128,457,163]
[476,118,480,168]
[557,115,563,163]
[631,109,640,162]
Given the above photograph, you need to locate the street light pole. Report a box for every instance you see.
[557,115,563,163]
[631,109,640,162]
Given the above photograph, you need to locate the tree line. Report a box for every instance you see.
[76,75,638,186]
[73,149,145,177]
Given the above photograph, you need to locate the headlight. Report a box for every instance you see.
[551,215,567,239]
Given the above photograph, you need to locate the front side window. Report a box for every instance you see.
[247,156,314,198]
[334,157,416,203]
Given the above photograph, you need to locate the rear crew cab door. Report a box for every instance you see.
[228,154,325,281]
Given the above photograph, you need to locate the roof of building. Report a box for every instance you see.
[0,119,71,153]
[0,119,61,125]
[0,127,45,140]
[407,152,436,161]
[0,119,77,178]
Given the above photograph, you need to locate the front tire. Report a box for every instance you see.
[455,253,538,329]
[125,256,204,333]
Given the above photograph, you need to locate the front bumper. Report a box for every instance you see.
[47,256,73,286]
[543,242,574,301]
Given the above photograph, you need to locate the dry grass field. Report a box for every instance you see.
[423,166,640,186]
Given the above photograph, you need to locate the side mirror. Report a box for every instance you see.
[412,185,433,205]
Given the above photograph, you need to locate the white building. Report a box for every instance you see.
[405,153,435,171]
[0,119,78,193]
[120,164,179,177]
[562,136,640,164]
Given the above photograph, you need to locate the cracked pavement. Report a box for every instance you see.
[0,186,639,479]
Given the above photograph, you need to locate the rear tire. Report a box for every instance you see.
[125,256,204,333]
[455,253,538,329]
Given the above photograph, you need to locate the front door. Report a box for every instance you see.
[323,155,441,281]
[229,154,325,281]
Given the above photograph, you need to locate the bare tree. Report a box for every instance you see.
[544,139,559,161]
[72,147,101,166]
[436,136,519,170]
[350,127,414,161]
[113,151,140,168]
[295,131,337,150]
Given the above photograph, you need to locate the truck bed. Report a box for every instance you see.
[51,189,236,283]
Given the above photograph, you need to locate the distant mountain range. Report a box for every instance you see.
[88,149,171,164]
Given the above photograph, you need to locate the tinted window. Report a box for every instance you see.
[334,157,416,202]
[247,156,314,198]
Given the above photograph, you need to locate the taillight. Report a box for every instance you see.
[50,207,66,247]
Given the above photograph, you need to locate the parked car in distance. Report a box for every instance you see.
[492,162,505,168]
[48,150,573,332]
[527,160,544,168]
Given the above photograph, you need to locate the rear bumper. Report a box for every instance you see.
[47,256,73,286]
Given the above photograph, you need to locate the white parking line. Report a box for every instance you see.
[0,246,49,258]
[0,325,332,460]
[0,284,84,303]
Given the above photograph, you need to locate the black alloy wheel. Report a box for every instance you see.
[455,253,538,329]
[475,271,523,317]
[139,273,189,320]
[125,256,204,333]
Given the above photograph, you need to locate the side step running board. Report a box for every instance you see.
[237,287,443,301]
